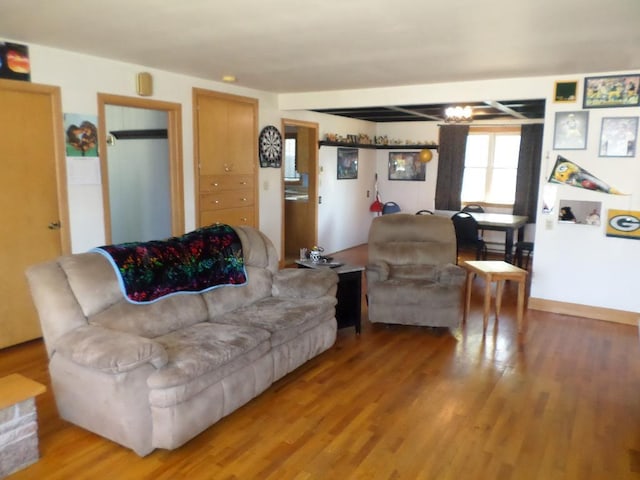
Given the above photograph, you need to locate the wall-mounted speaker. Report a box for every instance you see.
[136,72,153,96]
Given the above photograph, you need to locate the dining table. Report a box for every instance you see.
[436,210,529,263]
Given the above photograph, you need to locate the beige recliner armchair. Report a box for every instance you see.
[366,213,466,328]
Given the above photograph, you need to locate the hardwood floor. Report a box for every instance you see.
[3,244,640,479]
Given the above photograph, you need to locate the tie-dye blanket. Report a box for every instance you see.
[93,224,247,303]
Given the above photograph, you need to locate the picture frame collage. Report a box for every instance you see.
[552,74,639,157]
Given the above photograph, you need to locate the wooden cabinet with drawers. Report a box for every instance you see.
[194,89,258,229]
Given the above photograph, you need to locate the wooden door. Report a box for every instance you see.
[0,80,69,349]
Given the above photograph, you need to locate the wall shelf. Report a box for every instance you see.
[318,141,438,150]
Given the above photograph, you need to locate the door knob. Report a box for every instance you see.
[48,222,61,230]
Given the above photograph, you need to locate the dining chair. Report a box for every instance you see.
[451,211,488,262]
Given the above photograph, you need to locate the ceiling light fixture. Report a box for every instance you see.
[222,75,237,83]
[445,105,473,123]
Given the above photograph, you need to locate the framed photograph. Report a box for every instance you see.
[0,42,30,82]
[599,117,638,157]
[558,199,602,226]
[337,147,358,179]
[388,152,426,181]
[583,74,640,108]
[553,111,589,150]
[554,81,578,102]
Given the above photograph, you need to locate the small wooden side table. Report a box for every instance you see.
[0,374,46,477]
[462,260,528,333]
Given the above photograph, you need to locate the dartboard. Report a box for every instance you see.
[259,125,282,168]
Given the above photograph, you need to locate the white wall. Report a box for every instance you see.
[25,42,283,252]
[533,91,640,312]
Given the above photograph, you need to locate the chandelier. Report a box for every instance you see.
[445,105,473,123]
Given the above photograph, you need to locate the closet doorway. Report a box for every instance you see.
[97,94,184,244]
[281,119,318,264]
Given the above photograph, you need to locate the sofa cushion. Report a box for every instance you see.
[272,268,338,299]
[213,296,337,347]
[368,278,461,308]
[148,322,271,391]
[59,253,123,317]
[89,294,208,338]
[54,325,168,373]
[201,266,273,318]
[390,264,438,280]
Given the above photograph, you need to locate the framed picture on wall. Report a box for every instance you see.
[554,81,578,102]
[598,116,638,157]
[388,152,425,181]
[553,111,589,150]
[337,147,358,179]
[583,74,640,108]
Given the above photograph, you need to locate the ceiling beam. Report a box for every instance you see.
[386,106,442,121]
[483,100,528,119]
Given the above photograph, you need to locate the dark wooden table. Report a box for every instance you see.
[296,260,364,334]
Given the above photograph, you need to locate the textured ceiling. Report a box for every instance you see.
[0,0,638,94]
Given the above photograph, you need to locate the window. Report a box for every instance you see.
[461,127,521,205]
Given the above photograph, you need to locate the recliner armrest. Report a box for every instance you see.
[54,325,168,374]
[435,263,467,286]
[366,261,390,284]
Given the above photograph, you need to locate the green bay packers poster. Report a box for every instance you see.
[606,210,640,240]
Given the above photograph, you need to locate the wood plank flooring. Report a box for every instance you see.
[2,244,640,479]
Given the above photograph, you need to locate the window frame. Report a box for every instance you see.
[462,126,521,208]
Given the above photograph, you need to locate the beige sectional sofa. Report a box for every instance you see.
[26,226,338,456]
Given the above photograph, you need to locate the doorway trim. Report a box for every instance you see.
[97,94,184,243]
[281,118,319,265]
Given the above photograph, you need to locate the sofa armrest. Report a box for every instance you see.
[435,263,467,286]
[365,260,390,284]
[54,325,168,374]
[272,268,338,299]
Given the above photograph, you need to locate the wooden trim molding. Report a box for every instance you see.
[529,297,639,326]
[97,93,184,243]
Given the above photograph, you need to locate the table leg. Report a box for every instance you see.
[483,275,492,332]
[517,277,526,332]
[495,279,504,319]
[464,271,474,324]
[504,229,514,263]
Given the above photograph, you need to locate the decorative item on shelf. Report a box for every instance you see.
[358,133,372,144]
[419,149,433,163]
[309,246,324,263]
[445,105,473,123]
[259,125,282,168]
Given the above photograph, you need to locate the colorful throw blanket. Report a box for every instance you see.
[93,224,247,303]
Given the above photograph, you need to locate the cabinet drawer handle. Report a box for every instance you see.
[241,198,247,202]
[211,182,219,187]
